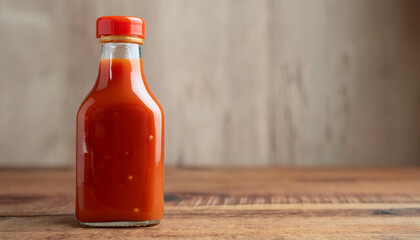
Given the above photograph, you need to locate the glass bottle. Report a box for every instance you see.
[76,16,164,227]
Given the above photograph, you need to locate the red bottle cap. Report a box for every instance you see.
[96,16,146,39]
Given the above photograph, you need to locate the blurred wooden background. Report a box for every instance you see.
[0,0,419,167]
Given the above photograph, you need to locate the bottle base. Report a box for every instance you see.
[78,219,161,227]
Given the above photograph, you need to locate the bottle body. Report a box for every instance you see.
[76,42,164,227]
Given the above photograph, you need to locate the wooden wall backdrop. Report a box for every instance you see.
[0,0,419,167]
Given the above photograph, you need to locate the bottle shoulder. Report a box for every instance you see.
[77,88,163,117]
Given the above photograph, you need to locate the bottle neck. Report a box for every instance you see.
[95,42,145,91]
[101,42,142,59]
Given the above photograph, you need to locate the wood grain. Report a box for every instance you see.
[1,167,420,239]
[1,0,420,167]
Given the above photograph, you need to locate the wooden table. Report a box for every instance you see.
[1,167,420,239]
